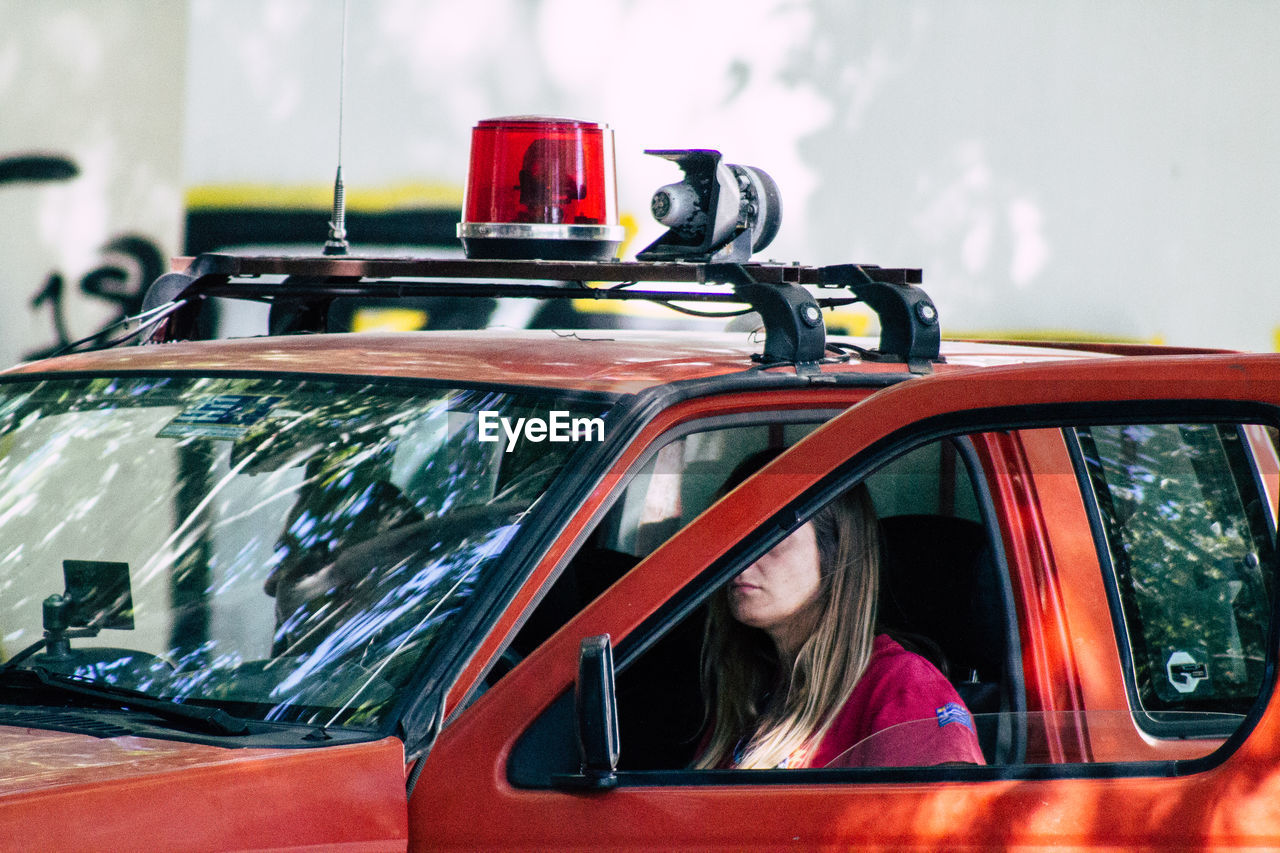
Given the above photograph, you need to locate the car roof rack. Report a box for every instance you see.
[137,254,941,368]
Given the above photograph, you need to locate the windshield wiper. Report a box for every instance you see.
[0,666,251,736]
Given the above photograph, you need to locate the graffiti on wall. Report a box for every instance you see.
[1,154,166,360]
[25,234,165,360]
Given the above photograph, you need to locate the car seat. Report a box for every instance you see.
[877,514,1023,764]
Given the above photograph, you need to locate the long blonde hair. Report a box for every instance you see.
[695,482,880,769]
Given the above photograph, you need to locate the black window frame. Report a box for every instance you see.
[506,398,1280,789]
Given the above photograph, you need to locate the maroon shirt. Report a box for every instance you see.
[802,634,986,768]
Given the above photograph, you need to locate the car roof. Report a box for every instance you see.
[2,329,1121,395]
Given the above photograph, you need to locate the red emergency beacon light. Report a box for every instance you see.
[458,116,624,260]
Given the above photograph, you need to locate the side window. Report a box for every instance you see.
[1076,424,1277,733]
[610,437,1015,772]
[504,419,825,671]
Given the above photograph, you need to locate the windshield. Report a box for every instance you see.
[0,374,607,731]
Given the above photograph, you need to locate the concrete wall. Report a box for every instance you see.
[0,0,187,366]
[3,0,1277,364]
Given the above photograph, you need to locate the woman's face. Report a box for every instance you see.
[729,521,824,655]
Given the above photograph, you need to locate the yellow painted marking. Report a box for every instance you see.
[946,329,1164,345]
[185,182,464,211]
[351,308,429,332]
[824,308,872,337]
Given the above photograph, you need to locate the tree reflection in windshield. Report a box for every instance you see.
[0,375,606,730]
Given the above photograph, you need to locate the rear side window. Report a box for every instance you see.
[1076,424,1276,734]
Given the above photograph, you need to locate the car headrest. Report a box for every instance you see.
[877,514,1004,678]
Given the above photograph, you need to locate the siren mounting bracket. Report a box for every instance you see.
[137,254,940,368]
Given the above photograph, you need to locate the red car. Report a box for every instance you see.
[0,119,1277,849]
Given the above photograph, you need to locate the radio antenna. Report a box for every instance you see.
[323,0,350,255]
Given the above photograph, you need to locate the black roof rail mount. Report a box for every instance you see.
[139,254,940,368]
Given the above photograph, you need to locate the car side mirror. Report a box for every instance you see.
[553,634,619,790]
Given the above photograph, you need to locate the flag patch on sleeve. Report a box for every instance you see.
[936,702,974,731]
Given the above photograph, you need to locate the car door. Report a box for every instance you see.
[409,353,1280,851]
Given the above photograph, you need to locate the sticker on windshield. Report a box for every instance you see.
[158,395,283,439]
